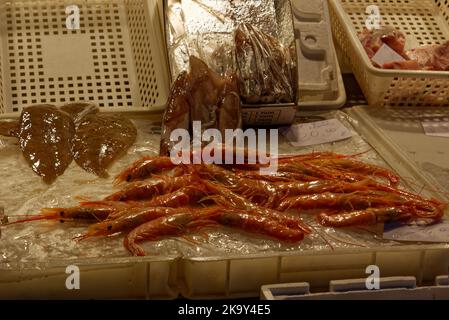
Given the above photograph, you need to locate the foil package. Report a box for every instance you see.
[164,0,298,112]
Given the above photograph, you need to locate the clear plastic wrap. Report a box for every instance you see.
[164,0,297,105]
[0,111,429,270]
[235,23,295,104]
[159,56,242,156]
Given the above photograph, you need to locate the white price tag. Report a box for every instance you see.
[383,220,449,243]
[281,119,354,147]
[422,121,449,138]
[371,43,405,67]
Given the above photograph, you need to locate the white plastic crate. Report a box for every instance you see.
[180,245,449,299]
[347,106,449,195]
[0,257,178,299]
[329,0,449,107]
[0,0,170,115]
[261,276,449,300]
[177,107,449,299]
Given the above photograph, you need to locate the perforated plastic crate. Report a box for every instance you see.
[329,0,449,107]
[0,0,170,115]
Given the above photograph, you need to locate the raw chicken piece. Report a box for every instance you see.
[432,41,449,71]
[360,26,449,71]
[382,60,420,70]
[408,41,449,71]
[358,26,407,59]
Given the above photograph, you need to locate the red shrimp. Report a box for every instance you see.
[306,158,400,185]
[277,191,409,212]
[114,156,177,184]
[76,207,200,241]
[215,210,305,242]
[105,174,200,201]
[197,165,279,206]
[202,181,311,234]
[317,206,417,227]
[5,204,126,225]
[83,184,210,220]
[124,209,220,256]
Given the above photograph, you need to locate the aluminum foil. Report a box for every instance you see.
[164,0,297,103]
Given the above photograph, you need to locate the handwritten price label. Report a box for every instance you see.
[371,44,406,67]
[281,119,354,147]
[383,219,449,243]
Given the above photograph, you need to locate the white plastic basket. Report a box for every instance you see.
[329,0,449,107]
[0,0,170,115]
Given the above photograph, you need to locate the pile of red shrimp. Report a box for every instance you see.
[5,152,446,256]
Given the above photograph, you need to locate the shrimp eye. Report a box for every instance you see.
[126,175,132,182]
[107,225,112,231]
[59,220,65,224]
[60,211,65,217]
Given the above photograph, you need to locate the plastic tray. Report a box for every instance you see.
[177,107,449,299]
[181,245,449,299]
[0,257,178,299]
[1,108,449,299]
[329,0,449,107]
[0,0,170,115]
[293,0,347,110]
[0,112,179,299]
[261,276,449,300]
[347,105,449,195]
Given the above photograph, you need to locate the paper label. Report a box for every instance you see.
[371,43,406,67]
[383,219,449,243]
[422,121,449,138]
[242,107,296,126]
[281,119,353,147]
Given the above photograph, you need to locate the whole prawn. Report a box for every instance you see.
[202,181,311,234]
[105,174,200,201]
[114,156,179,184]
[197,164,279,206]
[316,205,446,227]
[124,207,305,256]
[6,204,126,225]
[305,158,400,185]
[77,206,207,241]
[83,184,211,220]
[215,210,305,242]
[124,208,220,256]
[277,191,410,212]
